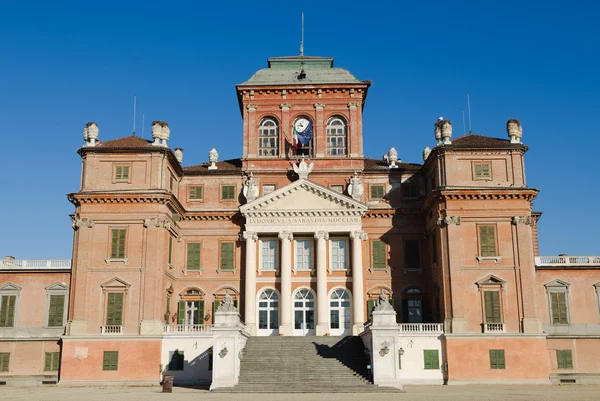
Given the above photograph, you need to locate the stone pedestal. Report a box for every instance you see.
[522,317,543,333]
[368,310,403,389]
[139,320,164,335]
[210,311,250,391]
[66,320,86,335]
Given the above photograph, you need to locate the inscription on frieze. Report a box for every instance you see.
[247,216,361,225]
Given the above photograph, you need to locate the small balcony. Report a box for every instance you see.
[163,324,214,334]
[398,323,444,333]
[101,325,124,335]
[483,323,506,333]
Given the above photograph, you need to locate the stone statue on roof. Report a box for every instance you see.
[291,158,314,179]
[347,172,364,201]
[374,289,394,312]
[217,291,237,313]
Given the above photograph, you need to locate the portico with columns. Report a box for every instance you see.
[240,178,368,336]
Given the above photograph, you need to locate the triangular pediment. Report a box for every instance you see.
[545,279,570,288]
[0,282,22,293]
[476,275,506,287]
[46,282,69,291]
[240,179,367,215]
[100,277,131,290]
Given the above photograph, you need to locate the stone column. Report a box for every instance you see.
[279,231,293,336]
[315,230,329,335]
[243,231,258,335]
[351,231,367,334]
[314,103,325,157]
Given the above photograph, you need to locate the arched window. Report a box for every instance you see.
[258,118,279,156]
[326,116,347,156]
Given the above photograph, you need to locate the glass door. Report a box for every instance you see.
[329,289,351,336]
[257,289,279,336]
[293,289,315,336]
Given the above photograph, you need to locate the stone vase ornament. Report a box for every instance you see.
[441,120,452,144]
[174,148,183,163]
[387,147,398,169]
[152,120,170,147]
[83,122,99,147]
[434,119,443,146]
[422,146,431,161]
[208,148,219,170]
[506,119,523,143]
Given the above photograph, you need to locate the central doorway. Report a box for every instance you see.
[329,289,351,336]
[293,289,315,336]
[257,289,279,336]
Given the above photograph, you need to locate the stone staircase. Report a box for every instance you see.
[213,336,401,393]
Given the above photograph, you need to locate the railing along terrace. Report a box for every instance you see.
[164,324,214,334]
[483,323,506,333]
[101,325,123,335]
[398,323,444,333]
[535,256,600,268]
[0,259,72,269]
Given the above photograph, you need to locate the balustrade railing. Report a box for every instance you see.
[164,324,214,334]
[483,323,506,333]
[398,323,444,333]
[101,325,123,335]
[536,256,600,268]
[0,259,71,269]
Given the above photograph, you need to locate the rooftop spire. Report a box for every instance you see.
[299,12,304,56]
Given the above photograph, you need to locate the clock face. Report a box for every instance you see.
[294,118,310,133]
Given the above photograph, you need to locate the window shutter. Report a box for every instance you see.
[199,300,205,323]
[48,295,65,327]
[551,292,568,324]
[221,243,234,270]
[424,350,437,369]
[44,352,59,371]
[168,237,173,264]
[564,350,573,368]
[178,301,185,324]
[187,243,201,270]
[111,229,119,258]
[0,353,9,372]
[372,241,386,270]
[106,293,123,326]
[367,300,376,319]
[498,350,506,369]
[557,350,565,368]
[118,229,126,258]
[115,166,123,180]
[1,295,16,327]
[431,350,439,369]
[484,291,501,323]
[111,229,126,259]
[213,300,218,321]
[479,226,497,257]
[103,351,118,371]
[490,350,497,368]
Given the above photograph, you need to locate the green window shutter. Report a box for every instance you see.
[190,186,203,200]
[0,295,16,327]
[199,300,205,323]
[372,241,386,270]
[122,166,130,179]
[115,166,123,180]
[370,185,384,199]
[111,229,127,259]
[490,349,506,369]
[48,294,65,327]
[424,350,438,369]
[213,301,218,321]
[0,353,9,372]
[221,242,234,270]
[367,300,376,319]
[168,236,173,265]
[557,350,573,369]
[484,291,501,323]
[186,243,201,270]
[222,186,235,200]
[170,176,174,191]
[106,293,124,326]
[178,300,185,324]
[44,352,59,371]
[551,292,568,324]
[103,351,118,371]
[479,226,497,257]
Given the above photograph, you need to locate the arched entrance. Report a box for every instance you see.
[293,288,315,336]
[257,288,279,336]
[329,288,351,336]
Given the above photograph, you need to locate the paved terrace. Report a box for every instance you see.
[2,385,600,401]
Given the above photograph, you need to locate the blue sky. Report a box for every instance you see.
[1,1,599,258]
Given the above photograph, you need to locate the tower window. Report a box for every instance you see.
[259,118,279,156]
[326,117,347,156]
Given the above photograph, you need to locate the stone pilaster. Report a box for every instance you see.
[243,231,258,335]
[279,231,293,335]
[350,231,368,334]
[315,230,329,335]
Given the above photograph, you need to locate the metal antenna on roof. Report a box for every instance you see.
[132,95,137,136]
[299,12,304,56]
[141,112,145,139]
[467,92,473,134]
[462,110,466,136]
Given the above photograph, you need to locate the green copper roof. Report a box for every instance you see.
[238,56,364,86]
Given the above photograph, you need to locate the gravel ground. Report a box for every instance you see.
[1,385,600,401]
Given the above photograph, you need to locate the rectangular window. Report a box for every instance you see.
[331,240,347,270]
[423,350,439,370]
[404,240,421,270]
[489,349,506,369]
[402,182,418,198]
[106,293,124,326]
[168,236,173,265]
[168,350,184,371]
[221,185,235,201]
[44,352,60,371]
[261,240,277,270]
[557,350,573,369]
[0,295,16,328]
[478,226,497,257]
[102,351,119,371]
[296,240,312,270]
[47,294,66,327]
[474,162,491,180]
[110,229,127,259]
[331,185,344,194]
[220,242,235,270]
[0,352,9,372]
[189,186,203,200]
[169,176,174,191]
[114,165,130,181]
[370,185,385,200]
[372,241,387,270]
[484,291,502,323]
[186,243,201,270]
[550,292,569,324]
[262,184,276,195]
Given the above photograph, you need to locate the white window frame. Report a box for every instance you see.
[45,282,69,328]
[293,237,314,274]
[258,237,279,274]
[326,116,347,156]
[262,184,276,196]
[544,279,571,326]
[258,117,279,157]
[0,283,22,328]
[329,237,349,273]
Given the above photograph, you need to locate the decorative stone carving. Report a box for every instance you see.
[440,120,452,144]
[317,89,323,98]
[217,291,238,313]
[291,158,314,180]
[246,104,257,112]
[506,119,523,143]
[347,172,364,201]
[174,148,184,163]
[374,289,394,312]
[349,231,368,241]
[151,120,170,147]
[422,146,431,161]
[281,89,287,99]
[314,231,329,240]
[143,218,159,228]
[162,220,171,230]
[434,118,443,146]
[437,216,462,226]
[313,103,325,110]
[242,172,259,202]
[83,122,99,147]
[278,231,293,241]
[348,102,360,110]
[70,213,92,229]
[242,231,258,241]
[512,215,533,225]
[208,148,219,170]
[279,103,291,111]
[387,147,398,168]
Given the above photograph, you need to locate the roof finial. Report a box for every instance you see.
[299,12,304,56]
